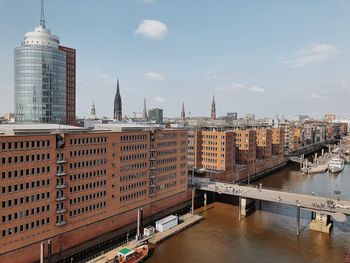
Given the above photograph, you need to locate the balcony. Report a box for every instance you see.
[150,166,156,170]
[150,147,155,152]
[149,184,155,188]
[56,171,67,177]
[56,221,67,227]
[56,184,67,189]
[149,192,155,197]
[56,196,67,202]
[56,159,67,164]
[150,174,155,179]
[150,157,155,161]
[56,209,67,214]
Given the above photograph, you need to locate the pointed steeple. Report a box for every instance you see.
[114,79,122,121]
[211,95,216,119]
[181,102,186,120]
[40,0,46,28]
[143,98,148,121]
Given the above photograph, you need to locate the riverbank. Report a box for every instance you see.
[88,213,203,263]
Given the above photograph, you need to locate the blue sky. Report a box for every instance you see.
[1,0,350,119]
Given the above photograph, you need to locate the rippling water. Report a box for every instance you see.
[148,162,350,263]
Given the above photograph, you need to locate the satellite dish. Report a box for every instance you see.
[332,212,346,222]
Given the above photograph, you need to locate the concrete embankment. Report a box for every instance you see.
[88,213,203,263]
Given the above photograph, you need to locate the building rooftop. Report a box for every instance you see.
[93,123,161,132]
[0,124,86,135]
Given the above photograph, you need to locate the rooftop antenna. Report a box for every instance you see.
[40,0,46,28]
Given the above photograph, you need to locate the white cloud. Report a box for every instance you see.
[281,44,338,67]
[250,86,265,93]
[144,72,165,81]
[153,96,165,103]
[216,82,264,93]
[309,93,323,99]
[135,20,168,39]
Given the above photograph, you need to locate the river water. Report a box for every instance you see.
[148,161,350,263]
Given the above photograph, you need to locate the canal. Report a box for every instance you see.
[148,162,350,263]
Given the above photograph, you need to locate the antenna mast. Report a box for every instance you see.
[40,0,46,28]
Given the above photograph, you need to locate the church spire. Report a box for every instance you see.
[211,95,216,119]
[143,98,148,121]
[181,102,186,120]
[40,0,46,28]
[114,79,122,121]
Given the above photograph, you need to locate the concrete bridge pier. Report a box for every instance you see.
[204,191,207,206]
[238,195,256,221]
[309,212,333,233]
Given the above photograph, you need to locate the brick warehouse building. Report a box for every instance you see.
[0,124,189,262]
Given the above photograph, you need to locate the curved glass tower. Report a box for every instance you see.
[14,7,66,124]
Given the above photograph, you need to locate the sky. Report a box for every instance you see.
[1,0,350,119]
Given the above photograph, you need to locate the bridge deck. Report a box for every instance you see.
[195,178,350,216]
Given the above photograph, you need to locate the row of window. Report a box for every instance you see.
[120,153,147,162]
[157,133,177,139]
[1,153,51,165]
[2,192,50,208]
[157,173,176,182]
[157,149,177,156]
[69,201,106,217]
[2,205,50,224]
[156,181,176,191]
[121,135,147,142]
[70,191,106,205]
[69,148,107,157]
[69,159,107,169]
[120,180,147,192]
[120,190,147,202]
[120,162,147,173]
[69,137,107,146]
[157,165,177,173]
[1,217,50,237]
[1,166,51,179]
[69,169,107,181]
[69,180,107,193]
[1,140,51,151]
[157,141,177,147]
[120,172,147,182]
[1,179,50,194]
[121,144,147,152]
[157,157,177,165]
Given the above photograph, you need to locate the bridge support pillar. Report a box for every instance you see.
[204,191,207,206]
[239,196,255,219]
[296,205,300,235]
[309,212,332,233]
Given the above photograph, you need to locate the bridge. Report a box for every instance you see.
[194,177,350,234]
[286,139,337,159]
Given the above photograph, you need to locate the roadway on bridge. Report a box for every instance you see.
[195,178,350,218]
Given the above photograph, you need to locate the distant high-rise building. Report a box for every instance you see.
[143,98,148,120]
[59,46,76,125]
[226,112,237,123]
[181,102,186,120]
[91,102,96,116]
[148,108,163,123]
[324,114,336,122]
[14,0,76,124]
[211,95,216,119]
[114,79,122,121]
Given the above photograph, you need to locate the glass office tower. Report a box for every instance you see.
[14,22,66,124]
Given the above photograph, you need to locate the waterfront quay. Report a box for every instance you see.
[89,213,202,263]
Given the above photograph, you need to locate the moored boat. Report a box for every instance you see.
[114,244,149,263]
[328,158,345,173]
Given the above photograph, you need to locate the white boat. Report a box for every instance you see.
[328,158,345,173]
